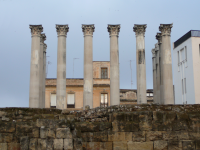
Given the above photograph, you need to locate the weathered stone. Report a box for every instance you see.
[75,122,100,132]
[182,140,195,150]
[113,141,127,150]
[40,127,47,138]
[146,131,163,141]
[84,142,101,150]
[127,141,153,150]
[100,142,112,150]
[163,131,178,141]
[32,128,39,138]
[196,140,200,150]
[132,131,145,142]
[16,122,32,133]
[154,140,168,150]
[108,131,131,141]
[46,139,54,150]
[20,136,29,150]
[8,143,20,150]
[139,112,152,131]
[168,140,182,150]
[73,138,82,150]
[61,110,70,115]
[38,139,46,150]
[2,116,10,121]
[0,133,13,142]
[93,132,108,142]
[81,132,94,142]
[54,139,63,150]
[29,138,37,150]
[177,131,189,140]
[0,122,15,132]
[0,111,7,117]
[64,139,73,150]
[56,128,72,139]
[112,112,139,122]
[0,143,7,150]
[112,121,138,132]
[189,132,200,140]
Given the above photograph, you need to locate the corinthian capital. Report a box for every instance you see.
[82,24,95,36]
[107,24,120,36]
[56,25,69,36]
[151,48,156,58]
[156,32,162,44]
[43,43,47,52]
[159,24,173,36]
[133,24,147,36]
[29,25,43,36]
[40,33,46,44]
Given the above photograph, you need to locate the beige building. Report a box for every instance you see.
[45,61,153,109]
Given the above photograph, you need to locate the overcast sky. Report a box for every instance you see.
[0,0,200,107]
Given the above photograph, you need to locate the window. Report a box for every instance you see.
[101,93,108,107]
[67,94,75,108]
[101,68,108,79]
[185,46,187,61]
[180,49,185,62]
[50,94,56,108]
[184,78,187,93]
[150,93,153,96]
[182,79,184,94]
[177,51,180,65]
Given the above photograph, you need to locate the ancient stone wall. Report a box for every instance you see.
[1,104,200,150]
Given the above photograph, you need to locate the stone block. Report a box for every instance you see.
[84,142,101,150]
[75,122,100,132]
[177,131,189,140]
[16,122,32,133]
[20,136,29,150]
[146,131,163,141]
[172,120,189,131]
[0,143,7,150]
[127,141,153,150]
[73,138,82,150]
[182,140,195,150]
[113,141,127,150]
[0,133,13,142]
[40,127,47,138]
[112,121,139,132]
[29,138,37,150]
[93,131,108,142]
[139,112,152,131]
[46,139,54,150]
[37,119,68,128]
[168,140,182,150]
[108,131,131,141]
[38,139,46,150]
[56,128,72,139]
[132,131,145,142]
[8,143,20,150]
[64,139,73,150]
[189,132,200,140]
[112,112,139,122]
[100,142,112,150]
[54,139,63,150]
[32,128,39,138]
[196,140,200,150]
[154,140,168,150]
[0,122,15,132]
[81,132,94,142]
[0,111,7,117]
[99,122,112,131]
[163,131,178,141]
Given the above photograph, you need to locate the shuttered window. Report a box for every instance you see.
[101,68,108,79]
[101,94,108,107]
[51,94,56,108]
[67,94,75,108]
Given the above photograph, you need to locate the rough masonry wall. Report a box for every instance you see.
[1,104,200,150]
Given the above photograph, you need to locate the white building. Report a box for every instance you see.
[173,30,200,104]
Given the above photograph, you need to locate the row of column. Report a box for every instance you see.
[152,24,174,104]
[29,25,47,108]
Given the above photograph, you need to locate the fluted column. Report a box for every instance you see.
[152,48,157,103]
[107,24,120,106]
[39,33,46,108]
[133,24,147,104]
[159,24,174,104]
[82,24,95,109]
[29,25,43,108]
[42,43,47,108]
[156,33,162,104]
[56,25,69,109]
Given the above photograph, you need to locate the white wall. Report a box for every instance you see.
[173,38,195,104]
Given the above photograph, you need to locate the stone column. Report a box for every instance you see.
[82,24,95,109]
[159,24,174,104]
[133,24,147,104]
[39,34,46,108]
[151,48,157,103]
[107,24,120,106]
[56,25,69,109]
[155,33,162,104]
[42,43,47,108]
[29,25,43,108]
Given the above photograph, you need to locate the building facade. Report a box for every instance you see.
[173,30,200,104]
[45,61,153,109]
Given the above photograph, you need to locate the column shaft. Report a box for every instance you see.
[152,48,157,103]
[56,25,69,109]
[29,25,43,108]
[133,24,147,104]
[108,25,120,106]
[42,44,47,108]
[82,25,95,109]
[159,24,174,104]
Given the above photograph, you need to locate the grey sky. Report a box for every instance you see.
[0,0,199,107]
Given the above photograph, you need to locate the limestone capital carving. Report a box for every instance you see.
[40,33,46,44]
[151,48,156,58]
[43,43,47,52]
[29,25,43,36]
[156,32,162,44]
[159,24,173,36]
[56,24,69,36]
[107,24,120,36]
[82,24,95,36]
[155,43,159,51]
[133,24,147,36]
